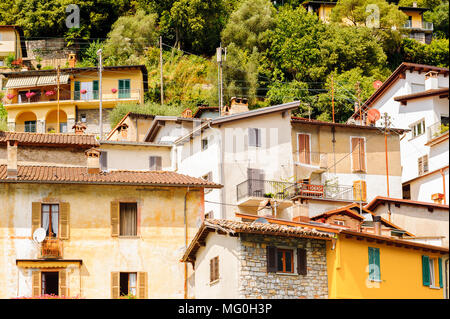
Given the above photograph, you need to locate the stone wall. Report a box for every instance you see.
[75,108,112,135]
[238,234,328,299]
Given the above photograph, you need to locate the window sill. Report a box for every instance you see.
[118,236,140,239]
[209,279,220,286]
[369,279,383,283]
[275,272,298,276]
[429,286,441,290]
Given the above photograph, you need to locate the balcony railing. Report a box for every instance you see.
[236,179,357,202]
[3,89,141,105]
[296,152,328,168]
[39,238,63,259]
[402,20,433,31]
[427,121,449,142]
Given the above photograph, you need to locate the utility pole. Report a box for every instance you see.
[217,45,226,116]
[97,49,103,139]
[383,112,391,197]
[331,74,335,123]
[160,36,164,106]
[57,65,60,133]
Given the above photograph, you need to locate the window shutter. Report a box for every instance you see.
[215,257,219,281]
[297,248,307,275]
[59,202,70,240]
[74,81,80,100]
[351,138,360,171]
[423,155,429,173]
[422,255,430,286]
[438,258,443,288]
[210,258,214,282]
[298,134,310,164]
[111,201,119,237]
[59,269,67,297]
[360,138,366,172]
[93,80,99,99]
[418,157,423,175]
[353,180,366,202]
[137,272,147,299]
[249,128,256,147]
[31,202,41,236]
[32,271,41,297]
[368,247,374,280]
[374,248,380,281]
[267,246,277,273]
[111,272,120,299]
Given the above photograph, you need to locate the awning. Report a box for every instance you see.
[5,74,69,89]
[36,74,69,86]
[5,76,38,89]
[16,259,82,268]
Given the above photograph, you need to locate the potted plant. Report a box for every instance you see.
[80,89,87,94]
[36,55,42,70]
[111,88,117,93]
[264,193,274,198]
[45,90,55,96]
[6,93,15,100]
[25,92,36,99]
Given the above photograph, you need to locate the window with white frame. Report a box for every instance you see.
[410,119,425,139]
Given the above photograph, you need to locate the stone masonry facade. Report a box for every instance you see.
[238,234,328,299]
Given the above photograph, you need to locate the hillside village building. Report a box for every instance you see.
[350,63,449,205]
[0,131,220,298]
[0,25,27,68]
[1,65,147,136]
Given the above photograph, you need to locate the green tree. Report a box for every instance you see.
[400,38,449,67]
[77,40,104,67]
[103,10,159,65]
[424,1,449,39]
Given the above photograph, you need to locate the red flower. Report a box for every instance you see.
[25,92,36,98]
[6,94,15,100]
[45,90,55,96]
[80,89,87,94]
[111,88,117,93]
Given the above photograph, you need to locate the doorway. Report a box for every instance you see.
[41,272,59,296]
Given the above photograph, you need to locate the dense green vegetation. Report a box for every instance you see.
[0,0,448,126]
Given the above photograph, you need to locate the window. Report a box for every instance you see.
[202,138,208,151]
[410,119,425,139]
[277,249,294,273]
[24,121,36,133]
[351,137,366,172]
[120,272,137,297]
[80,114,87,123]
[210,256,219,282]
[422,256,443,288]
[248,128,261,147]
[119,79,131,98]
[247,168,265,197]
[149,156,162,171]
[402,184,411,200]
[42,204,59,238]
[202,172,213,194]
[60,122,67,133]
[297,133,311,164]
[119,203,137,236]
[100,151,108,171]
[334,220,345,226]
[41,272,59,296]
[368,247,381,282]
[418,155,429,176]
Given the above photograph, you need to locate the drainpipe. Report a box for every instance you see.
[441,168,447,205]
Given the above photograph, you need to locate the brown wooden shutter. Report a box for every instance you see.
[137,272,147,299]
[352,138,365,172]
[267,246,277,273]
[59,202,70,239]
[59,269,67,297]
[210,258,214,282]
[111,201,119,237]
[214,257,219,281]
[353,180,367,202]
[298,134,310,164]
[32,271,41,297]
[31,202,41,236]
[361,180,367,202]
[360,138,366,172]
[111,272,120,299]
[297,248,307,275]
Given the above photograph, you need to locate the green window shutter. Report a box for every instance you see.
[368,247,374,281]
[422,255,430,286]
[74,81,80,100]
[374,248,381,281]
[438,258,443,288]
[93,80,99,100]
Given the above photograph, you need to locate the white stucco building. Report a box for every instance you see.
[350,63,449,205]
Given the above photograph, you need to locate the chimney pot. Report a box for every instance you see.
[373,215,382,236]
[227,97,249,115]
[425,71,439,90]
[72,122,87,135]
[6,139,18,179]
[85,148,101,174]
[68,52,77,68]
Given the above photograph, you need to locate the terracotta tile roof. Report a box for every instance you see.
[181,218,335,263]
[0,165,222,188]
[0,132,99,147]
[394,88,449,104]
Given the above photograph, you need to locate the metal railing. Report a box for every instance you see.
[40,238,62,259]
[427,121,449,142]
[402,20,433,31]
[236,179,356,202]
[236,179,294,202]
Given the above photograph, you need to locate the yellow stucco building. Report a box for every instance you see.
[1,65,147,136]
[0,25,26,68]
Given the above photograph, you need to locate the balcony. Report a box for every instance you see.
[402,20,433,31]
[427,121,449,144]
[3,88,141,106]
[236,179,358,204]
[39,238,63,259]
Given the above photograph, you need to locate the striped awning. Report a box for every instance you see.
[5,74,69,89]
[36,74,69,86]
[16,259,82,268]
[5,76,38,88]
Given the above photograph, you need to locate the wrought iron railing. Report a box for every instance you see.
[236,179,294,202]
[40,238,63,259]
[402,20,433,31]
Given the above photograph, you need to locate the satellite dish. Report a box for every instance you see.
[373,80,383,90]
[33,228,46,243]
[252,217,269,225]
[347,119,357,125]
[367,109,381,123]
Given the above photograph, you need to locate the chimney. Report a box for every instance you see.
[6,139,18,179]
[85,148,101,174]
[181,108,193,118]
[68,52,77,68]
[225,97,249,115]
[373,215,382,236]
[72,122,87,135]
[412,2,417,8]
[425,71,439,90]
